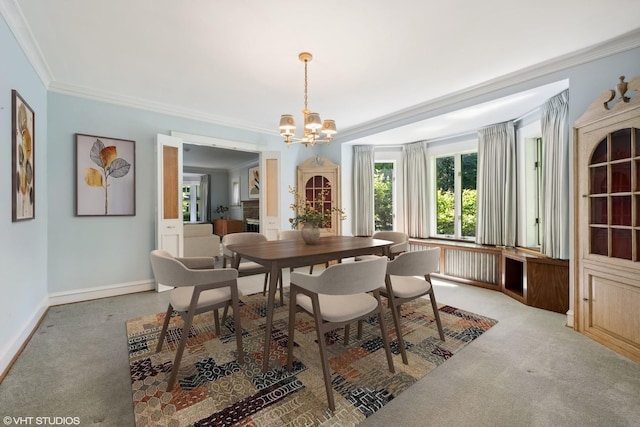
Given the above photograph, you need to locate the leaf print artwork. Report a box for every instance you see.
[12,90,35,221]
[84,138,131,214]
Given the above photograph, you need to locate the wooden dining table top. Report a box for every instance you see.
[226,235,392,267]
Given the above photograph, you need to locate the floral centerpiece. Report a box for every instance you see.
[289,186,346,244]
[215,205,229,219]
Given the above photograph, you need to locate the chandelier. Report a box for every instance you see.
[279,52,337,147]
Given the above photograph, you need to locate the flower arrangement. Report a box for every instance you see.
[288,186,346,229]
[215,205,229,218]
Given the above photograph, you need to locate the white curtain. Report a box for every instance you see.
[476,121,516,246]
[353,145,375,236]
[200,174,209,222]
[402,141,429,238]
[541,89,569,259]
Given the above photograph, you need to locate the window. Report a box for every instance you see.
[232,181,240,206]
[182,177,202,222]
[435,152,477,239]
[374,162,394,231]
[521,136,543,249]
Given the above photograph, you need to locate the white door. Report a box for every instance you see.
[261,151,281,240]
[155,134,184,292]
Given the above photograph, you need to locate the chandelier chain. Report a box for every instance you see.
[303,59,308,112]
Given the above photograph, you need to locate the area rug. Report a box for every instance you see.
[126,293,497,426]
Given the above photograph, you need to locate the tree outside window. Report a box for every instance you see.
[435,153,477,238]
[374,162,394,231]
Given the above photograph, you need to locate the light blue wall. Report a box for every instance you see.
[0,14,49,368]
[46,93,282,294]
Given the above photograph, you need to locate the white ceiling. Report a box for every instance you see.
[4,1,640,163]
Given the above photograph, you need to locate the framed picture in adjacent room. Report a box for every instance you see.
[248,165,260,199]
[11,89,35,222]
[75,133,136,216]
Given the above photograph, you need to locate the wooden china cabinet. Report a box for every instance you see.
[573,75,640,363]
[296,157,341,236]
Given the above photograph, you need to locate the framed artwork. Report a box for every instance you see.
[75,134,136,216]
[248,165,260,199]
[11,90,35,222]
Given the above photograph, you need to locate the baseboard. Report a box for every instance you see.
[566,309,574,328]
[48,279,156,306]
[0,295,49,382]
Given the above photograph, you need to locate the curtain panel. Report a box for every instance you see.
[541,89,570,259]
[476,121,516,246]
[402,142,429,238]
[200,174,210,222]
[353,145,375,236]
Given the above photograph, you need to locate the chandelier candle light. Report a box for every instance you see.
[279,52,337,147]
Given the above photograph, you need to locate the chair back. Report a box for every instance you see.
[308,256,387,295]
[386,248,440,277]
[149,250,193,287]
[372,231,409,254]
[150,250,237,287]
[222,232,267,257]
[278,230,302,241]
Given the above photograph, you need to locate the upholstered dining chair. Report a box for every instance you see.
[149,250,243,390]
[273,230,319,295]
[382,248,445,364]
[221,232,277,302]
[286,256,395,412]
[372,231,409,259]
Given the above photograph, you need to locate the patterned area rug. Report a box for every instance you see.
[126,292,497,426]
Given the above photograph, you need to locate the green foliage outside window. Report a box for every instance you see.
[374,163,393,231]
[436,153,477,238]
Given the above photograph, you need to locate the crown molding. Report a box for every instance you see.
[4,0,639,141]
[0,0,53,86]
[335,28,640,143]
[48,81,276,136]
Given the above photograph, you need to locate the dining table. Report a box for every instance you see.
[227,235,392,372]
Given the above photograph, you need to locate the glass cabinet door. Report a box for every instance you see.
[588,127,639,261]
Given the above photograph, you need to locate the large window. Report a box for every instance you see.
[435,152,477,239]
[374,162,394,231]
[182,178,202,222]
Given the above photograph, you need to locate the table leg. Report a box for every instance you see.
[262,261,280,372]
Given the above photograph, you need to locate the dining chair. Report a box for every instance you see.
[287,256,395,412]
[273,230,320,295]
[222,232,278,303]
[372,231,409,259]
[356,231,409,261]
[149,250,243,390]
[382,248,445,364]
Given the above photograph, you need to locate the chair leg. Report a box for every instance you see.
[166,310,196,390]
[311,296,335,412]
[156,304,173,353]
[344,324,351,345]
[374,291,395,373]
[357,320,363,340]
[286,288,297,371]
[278,270,285,305]
[221,301,230,326]
[231,287,244,364]
[428,285,445,341]
[389,296,409,364]
[213,309,221,336]
[309,264,314,274]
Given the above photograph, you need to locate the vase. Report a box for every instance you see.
[301,223,321,245]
